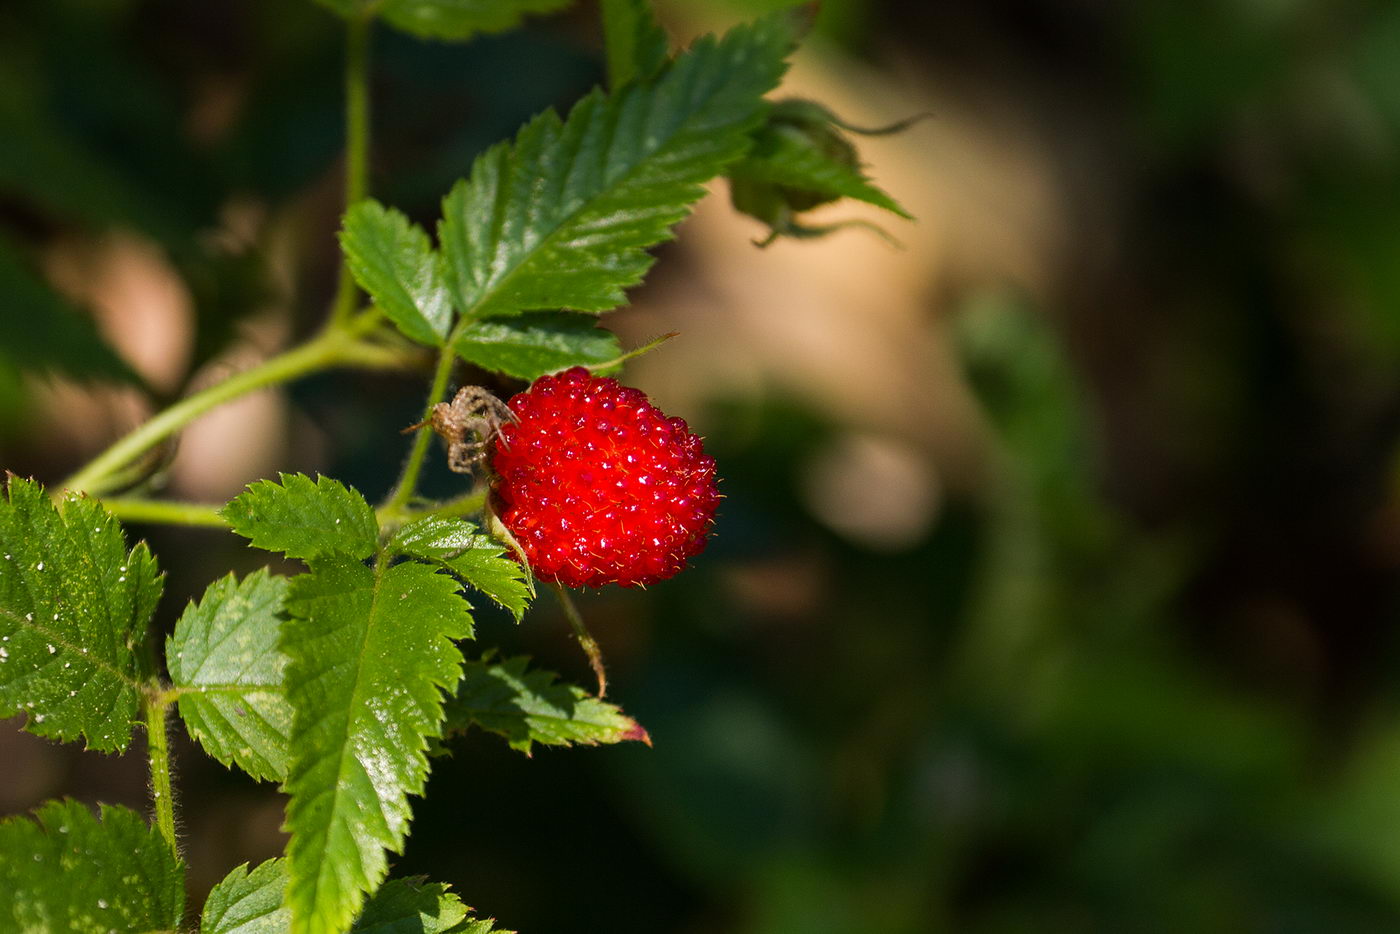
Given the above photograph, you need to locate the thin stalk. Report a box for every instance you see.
[378,486,487,534]
[554,584,608,697]
[382,329,463,514]
[98,486,487,534]
[329,14,373,327]
[143,697,178,857]
[417,487,487,521]
[60,316,397,498]
[101,498,228,528]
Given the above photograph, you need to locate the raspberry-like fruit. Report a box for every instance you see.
[489,367,719,588]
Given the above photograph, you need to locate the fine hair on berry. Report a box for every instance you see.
[489,367,719,588]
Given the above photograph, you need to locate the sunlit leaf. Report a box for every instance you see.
[168,570,293,782]
[202,859,512,934]
[390,517,531,621]
[223,473,379,562]
[340,200,454,346]
[438,15,794,320]
[0,800,184,933]
[455,312,621,381]
[202,859,289,934]
[281,558,473,934]
[0,477,160,752]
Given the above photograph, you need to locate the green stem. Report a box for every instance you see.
[98,485,486,534]
[382,329,463,514]
[143,696,178,858]
[64,17,383,500]
[554,584,608,697]
[417,487,487,521]
[330,14,373,327]
[378,486,486,534]
[60,315,397,498]
[101,498,229,528]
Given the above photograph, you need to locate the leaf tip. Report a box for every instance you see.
[621,718,652,747]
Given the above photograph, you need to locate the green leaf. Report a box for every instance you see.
[340,200,453,347]
[390,517,531,622]
[455,313,622,381]
[438,15,794,320]
[202,860,511,934]
[202,859,289,934]
[223,474,379,562]
[379,0,573,40]
[443,656,649,754]
[354,878,510,934]
[730,121,911,218]
[0,239,139,385]
[0,477,161,752]
[0,800,184,933]
[168,570,293,783]
[281,558,473,934]
[600,0,670,88]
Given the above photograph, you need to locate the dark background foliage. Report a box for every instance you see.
[4,0,1400,930]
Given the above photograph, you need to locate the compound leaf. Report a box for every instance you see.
[380,0,573,41]
[168,570,293,783]
[454,313,622,381]
[438,15,793,320]
[443,656,649,754]
[281,558,473,934]
[390,517,530,622]
[340,200,453,347]
[600,0,670,88]
[203,860,511,934]
[223,474,378,562]
[0,800,184,933]
[0,477,161,752]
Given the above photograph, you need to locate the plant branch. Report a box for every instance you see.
[330,14,374,327]
[97,484,487,537]
[101,498,229,528]
[60,314,397,498]
[378,486,487,535]
[143,695,178,858]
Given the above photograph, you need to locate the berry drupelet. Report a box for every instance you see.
[489,367,719,588]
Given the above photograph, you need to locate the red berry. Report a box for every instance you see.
[489,367,719,588]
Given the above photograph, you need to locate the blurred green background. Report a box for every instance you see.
[5,0,1400,931]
